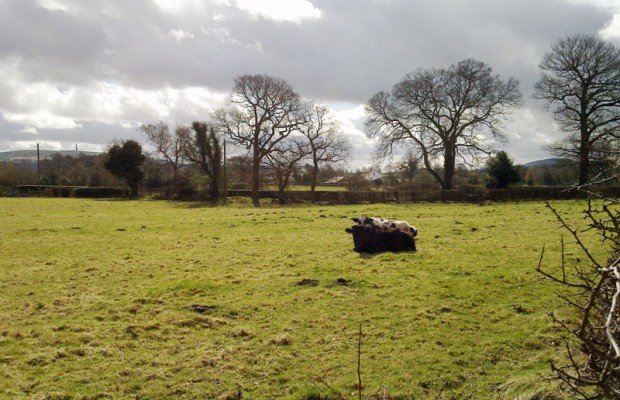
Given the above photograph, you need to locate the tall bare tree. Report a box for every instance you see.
[535,33,620,185]
[178,122,224,201]
[214,74,303,206]
[139,121,188,189]
[298,102,351,201]
[366,58,522,190]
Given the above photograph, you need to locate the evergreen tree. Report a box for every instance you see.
[485,151,521,189]
[103,140,145,196]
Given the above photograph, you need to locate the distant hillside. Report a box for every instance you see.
[0,150,100,162]
[522,158,561,168]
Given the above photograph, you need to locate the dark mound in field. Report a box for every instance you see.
[335,278,350,286]
[296,279,319,287]
[187,304,217,314]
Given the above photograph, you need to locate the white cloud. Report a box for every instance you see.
[4,111,81,130]
[8,140,64,151]
[153,0,204,14]
[562,0,620,40]
[331,103,376,170]
[170,29,194,42]
[600,13,620,39]
[35,0,71,13]
[19,127,38,135]
[0,67,228,133]
[225,0,322,22]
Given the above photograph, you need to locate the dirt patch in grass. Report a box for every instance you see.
[296,279,319,287]
[335,278,350,286]
[187,304,217,314]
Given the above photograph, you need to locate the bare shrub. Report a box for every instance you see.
[538,161,620,398]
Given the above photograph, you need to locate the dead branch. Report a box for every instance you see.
[539,161,620,398]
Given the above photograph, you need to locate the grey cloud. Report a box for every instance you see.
[2,0,610,96]
[0,0,617,166]
[0,1,110,85]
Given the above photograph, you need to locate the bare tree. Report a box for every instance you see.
[366,58,522,190]
[535,33,620,186]
[396,148,419,187]
[226,155,253,189]
[545,132,620,181]
[298,102,351,201]
[178,122,224,201]
[538,161,620,398]
[264,136,311,204]
[139,121,188,190]
[214,74,304,206]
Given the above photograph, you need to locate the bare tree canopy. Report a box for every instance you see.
[139,121,188,189]
[535,33,620,185]
[264,135,310,204]
[298,102,351,198]
[214,74,303,206]
[365,58,522,190]
[396,148,419,186]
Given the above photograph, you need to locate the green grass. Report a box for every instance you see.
[0,198,606,399]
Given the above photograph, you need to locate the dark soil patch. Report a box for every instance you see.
[297,279,319,287]
[335,278,350,286]
[187,304,217,314]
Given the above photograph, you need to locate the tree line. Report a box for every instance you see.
[128,32,618,202]
[367,33,620,192]
[3,32,618,202]
[117,74,351,205]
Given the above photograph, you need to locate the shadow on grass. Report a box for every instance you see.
[167,196,279,209]
[355,250,416,259]
[92,197,141,202]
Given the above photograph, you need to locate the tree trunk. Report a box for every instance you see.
[278,172,290,205]
[210,160,222,201]
[171,166,179,192]
[210,164,220,201]
[578,133,590,186]
[251,150,261,207]
[278,182,286,205]
[442,146,455,190]
[310,163,319,203]
[128,179,139,197]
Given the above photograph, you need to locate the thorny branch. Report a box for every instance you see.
[603,258,620,358]
[538,161,620,399]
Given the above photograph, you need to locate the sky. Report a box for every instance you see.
[1,0,620,170]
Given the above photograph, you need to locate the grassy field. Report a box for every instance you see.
[0,198,607,399]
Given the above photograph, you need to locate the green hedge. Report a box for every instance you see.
[11,185,130,198]
[228,186,619,204]
[6,185,618,202]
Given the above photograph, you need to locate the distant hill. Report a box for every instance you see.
[0,150,100,163]
[522,158,561,168]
